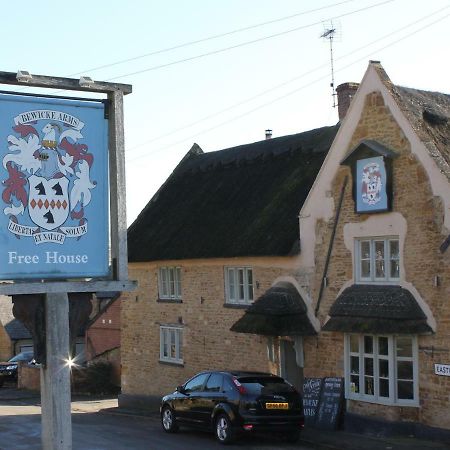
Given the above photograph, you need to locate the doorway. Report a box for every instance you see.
[280,338,303,392]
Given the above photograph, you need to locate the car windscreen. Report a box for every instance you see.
[9,352,34,362]
[237,376,295,395]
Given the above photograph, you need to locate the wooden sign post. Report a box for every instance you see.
[0,71,135,450]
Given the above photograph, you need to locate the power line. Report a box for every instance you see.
[126,5,449,154]
[126,10,449,164]
[70,0,358,77]
[107,0,394,82]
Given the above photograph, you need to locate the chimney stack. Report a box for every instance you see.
[336,82,359,121]
[265,129,272,140]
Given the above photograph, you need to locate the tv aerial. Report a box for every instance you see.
[320,21,341,108]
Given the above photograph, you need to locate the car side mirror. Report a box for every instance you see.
[176,385,185,394]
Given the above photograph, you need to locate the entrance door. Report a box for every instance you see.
[280,339,303,392]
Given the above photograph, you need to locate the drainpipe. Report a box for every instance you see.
[315,176,348,316]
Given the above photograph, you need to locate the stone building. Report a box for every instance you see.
[291,61,449,435]
[120,126,337,407]
[120,61,450,437]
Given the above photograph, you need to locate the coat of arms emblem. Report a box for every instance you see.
[2,110,95,245]
[361,161,382,206]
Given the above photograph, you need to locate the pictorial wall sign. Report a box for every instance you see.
[356,156,388,213]
[0,93,109,279]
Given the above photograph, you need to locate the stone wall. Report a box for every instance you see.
[18,363,40,391]
[121,257,299,400]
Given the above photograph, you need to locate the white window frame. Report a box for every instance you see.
[344,334,419,407]
[355,237,400,283]
[159,326,183,364]
[224,266,254,305]
[158,266,182,300]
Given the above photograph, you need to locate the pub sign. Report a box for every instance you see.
[356,156,388,213]
[0,93,109,279]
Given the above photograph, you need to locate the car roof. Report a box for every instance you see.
[203,370,280,378]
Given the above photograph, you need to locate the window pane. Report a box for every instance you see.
[238,269,245,300]
[374,241,385,278]
[360,241,371,258]
[378,337,388,356]
[396,337,412,357]
[247,269,253,301]
[364,357,374,376]
[397,380,414,400]
[169,268,175,297]
[350,335,359,353]
[351,356,359,374]
[379,359,389,378]
[389,240,400,278]
[350,375,360,393]
[379,378,389,397]
[228,269,235,301]
[170,330,176,358]
[364,377,374,395]
[176,268,181,298]
[360,241,371,278]
[364,336,373,354]
[361,260,371,278]
[397,361,413,380]
[160,269,168,297]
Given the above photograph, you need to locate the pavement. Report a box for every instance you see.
[1,388,450,450]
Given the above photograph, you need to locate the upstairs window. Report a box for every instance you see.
[355,237,400,283]
[225,267,254,305]
[158,266,182,300]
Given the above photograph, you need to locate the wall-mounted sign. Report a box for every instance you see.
[356,156,388,213]
[0,93,109,279]
[435,364,450,377]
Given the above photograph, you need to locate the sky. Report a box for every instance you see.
[1,0,449,225]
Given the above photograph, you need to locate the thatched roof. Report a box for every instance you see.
[230,282,317,336]
[128,125,338,262]
[323,285,432,334]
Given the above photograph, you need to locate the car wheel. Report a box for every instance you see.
[161,405,178,433]
[285,429,300,443]
[215,413,235,445]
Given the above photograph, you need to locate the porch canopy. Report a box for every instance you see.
[230,281,317,336]
[323,284,433,334]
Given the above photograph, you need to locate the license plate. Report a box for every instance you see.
[265,402,289,410]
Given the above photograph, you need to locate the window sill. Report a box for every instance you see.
[157,298,183,304]
[159,359,184,367]
[347,394,419,407]
[223,303,251,309]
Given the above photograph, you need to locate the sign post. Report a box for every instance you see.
[0,71,135,450]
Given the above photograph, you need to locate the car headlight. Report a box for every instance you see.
[6,365,17,370]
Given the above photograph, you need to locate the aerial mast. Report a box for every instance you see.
[321,22,340,108]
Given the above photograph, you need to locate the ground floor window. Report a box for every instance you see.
[160,326,183,364]
[345,334,418,406]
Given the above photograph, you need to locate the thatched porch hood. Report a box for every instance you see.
[230,281,317,336]
[323,284,433,334]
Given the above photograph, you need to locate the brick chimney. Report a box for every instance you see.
[336,82,359,121]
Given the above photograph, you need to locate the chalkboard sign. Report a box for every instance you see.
[302,378,323,426]
[315,377,344,430]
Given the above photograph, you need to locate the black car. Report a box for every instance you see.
[0,351,36,387]
[160,370,304,444]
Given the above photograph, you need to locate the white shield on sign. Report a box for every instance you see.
[28,175,70,230]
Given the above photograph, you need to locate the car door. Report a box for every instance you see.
[197,373,225,426]
[175,373,209,425]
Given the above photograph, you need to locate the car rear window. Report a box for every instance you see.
[237,376,295,395]
[9,352,34,362]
